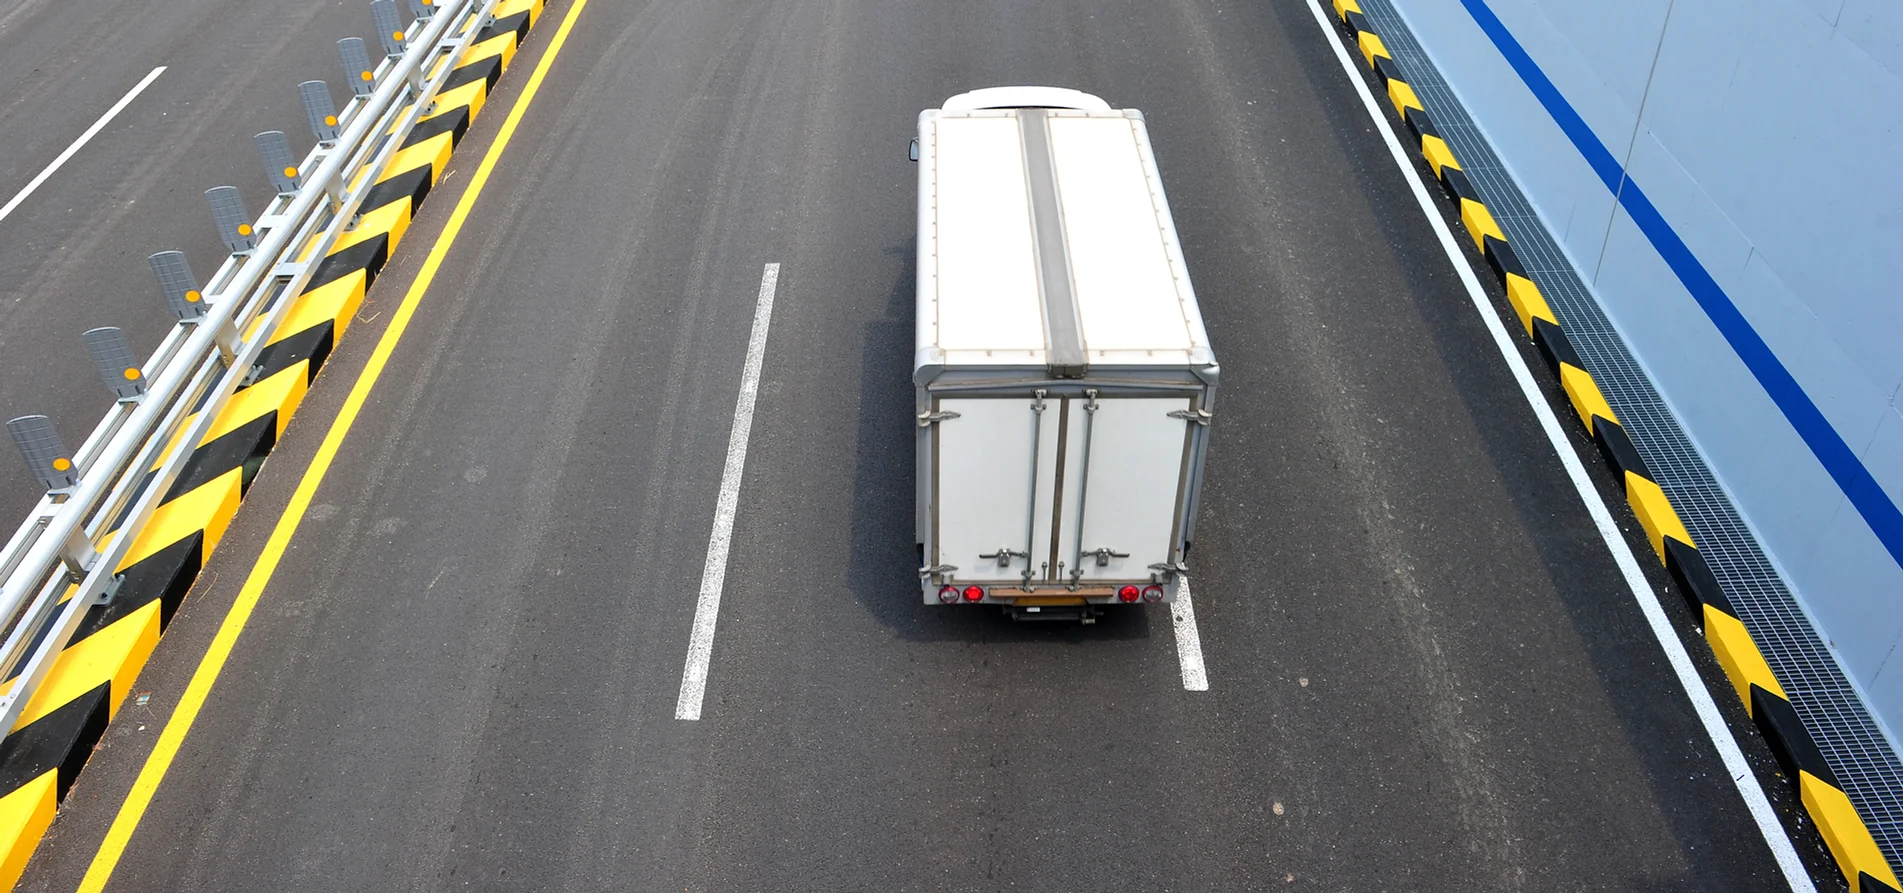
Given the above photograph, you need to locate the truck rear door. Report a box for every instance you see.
[1056,395,1195,584]
[933,394,1062,586]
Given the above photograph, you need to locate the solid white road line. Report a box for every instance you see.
[1173,580,1209,691]
[0,66,165,228]
[1299,2,1815,888]
[676,263,780,721]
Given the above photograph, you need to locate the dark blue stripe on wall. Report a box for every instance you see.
[1459,0,1903,572]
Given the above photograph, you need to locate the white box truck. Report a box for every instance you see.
[912,87,1219,620]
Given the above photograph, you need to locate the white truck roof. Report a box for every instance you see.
[916,95,1215,380]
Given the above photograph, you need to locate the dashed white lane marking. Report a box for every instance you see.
[1173,579,1209,691]
[676,262,780,721]
[1299,1,1812,888]
[0,66,165,228]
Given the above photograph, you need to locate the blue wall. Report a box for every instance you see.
[1389,0,1903,735]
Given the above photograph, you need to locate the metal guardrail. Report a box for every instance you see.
[0,0,502,733]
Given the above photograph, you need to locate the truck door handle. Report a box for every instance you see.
[1083,547,1129,567]
[979,547,1028,567]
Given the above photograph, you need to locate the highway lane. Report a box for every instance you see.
[18,0,1823,889]
[0,0,423,521]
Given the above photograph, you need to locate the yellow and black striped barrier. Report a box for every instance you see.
[1329,2,1900,890]
[0,0,545,885]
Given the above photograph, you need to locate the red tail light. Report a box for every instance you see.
[1141,585,1164,603]
[938,586,959,604]
[963,585,985,602]
[1118,585,1141,603]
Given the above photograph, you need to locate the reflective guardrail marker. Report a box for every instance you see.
[6,416,76,493]
[148,250,205,320]
[84,328,147,402]
[373,0,407,57]
[256,131,301,196]
[339,38,376,97]
[301,79,342,146]
[205,185,255,254]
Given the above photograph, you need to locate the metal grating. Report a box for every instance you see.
[1355,0,1903,867]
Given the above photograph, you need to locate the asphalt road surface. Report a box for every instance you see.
[14,0,1825,890]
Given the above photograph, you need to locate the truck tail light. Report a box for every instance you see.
[1141,585,1164,603]
[1118,585,1141,603]
[938,586,959,604]
[963,585,985,602]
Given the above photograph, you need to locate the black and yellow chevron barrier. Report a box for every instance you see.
[1328,3,1901,891]
[0,0,545,884]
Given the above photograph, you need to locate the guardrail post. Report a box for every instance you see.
[301,80,343,147]
[339,38,376,97]
[409,0,435,22]
[207,186,257,254]
[256,131,302,196]
[84,328,147,402]
[149,250,206,320]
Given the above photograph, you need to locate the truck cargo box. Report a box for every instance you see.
[913,87,1218,616]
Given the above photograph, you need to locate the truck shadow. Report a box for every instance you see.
[846,242,1153,643]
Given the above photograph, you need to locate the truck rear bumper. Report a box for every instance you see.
[918,581,1179,605]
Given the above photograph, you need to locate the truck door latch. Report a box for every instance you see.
[917,410,962,427]
[1167,408,1213,426]
[1083,547,1129,567]
[979,547,1028,568]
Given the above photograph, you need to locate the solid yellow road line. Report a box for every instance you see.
[75,1,591,888]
